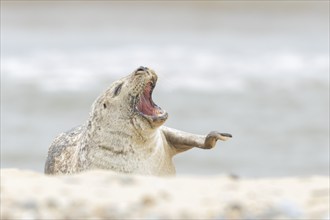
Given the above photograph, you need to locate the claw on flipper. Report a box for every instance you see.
[219,133,232,141]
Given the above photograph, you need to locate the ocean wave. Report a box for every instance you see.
[2,47,328,92]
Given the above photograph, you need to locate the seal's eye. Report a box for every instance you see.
[113,83,123,97]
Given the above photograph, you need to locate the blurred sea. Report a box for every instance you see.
[1,1,329,177]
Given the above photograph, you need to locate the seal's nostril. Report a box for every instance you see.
[136,66,146,72]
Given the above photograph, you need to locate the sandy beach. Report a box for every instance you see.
[1,169,329,219]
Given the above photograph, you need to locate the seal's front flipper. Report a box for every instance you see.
[161,126,232,155]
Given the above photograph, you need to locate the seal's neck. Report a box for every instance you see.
[86,118,161,153]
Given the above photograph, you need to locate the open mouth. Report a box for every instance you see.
[135,81,167,121]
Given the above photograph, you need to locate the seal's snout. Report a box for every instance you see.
[134,66,158,84]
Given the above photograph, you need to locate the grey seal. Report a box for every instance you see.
[45,67,232,176]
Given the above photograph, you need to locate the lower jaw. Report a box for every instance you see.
[139,111,168,126]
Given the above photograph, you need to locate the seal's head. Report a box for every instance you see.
[89,67,168,135]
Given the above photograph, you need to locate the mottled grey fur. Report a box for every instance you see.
[45,67,232,176]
